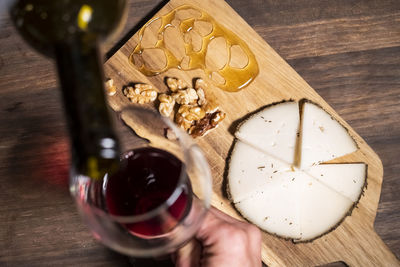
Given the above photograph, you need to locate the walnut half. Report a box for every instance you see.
[123,84,158,104]
[166,77,188,92]
[189,110,226,138]
[175,105,206,131]
[158,93,175,117]
[178,105,206,121]
[175,112,193,131]
[105,78,117,96]
[173,88,199,105]
[194,78,207,106]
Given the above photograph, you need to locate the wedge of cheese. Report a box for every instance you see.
[235,172,302,240]
[235,101,299,165]
[299,102,358,169]
[228,141,292,203]
[306,163,366,202]
[298,172,354,241]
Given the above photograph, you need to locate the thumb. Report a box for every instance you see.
[195,207,238,246]
[175,239,202,267]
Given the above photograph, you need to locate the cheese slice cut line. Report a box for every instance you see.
[228,140,293,203]
[305,163,367,202]
[296,171,354,242]
[299,101,358,169]
[235,172,302,240]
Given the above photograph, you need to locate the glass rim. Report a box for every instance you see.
[74,106,212,223]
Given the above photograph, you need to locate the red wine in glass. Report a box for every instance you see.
[105,147,192,237]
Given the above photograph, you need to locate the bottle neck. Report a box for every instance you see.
[55,39,120,179]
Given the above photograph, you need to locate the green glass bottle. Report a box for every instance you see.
[10,0,127,180]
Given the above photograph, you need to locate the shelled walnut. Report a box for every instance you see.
[156,76,226,137]
[158,93,175,117]
[105,78,117,96]
[194,78,210,106]
[189,110,226,137]
[177,105,206,121]
[166,77,188,92]
[120,77,225,138]
[175,105,206,131]
[123,83,157,104]
[196,87,207,106]
[175,112,193,131]
[173,88,199,105]
[210,110,226,126]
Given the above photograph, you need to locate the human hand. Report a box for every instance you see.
[175,207,262,267]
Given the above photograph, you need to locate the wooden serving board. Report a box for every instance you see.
[104,0,399,266]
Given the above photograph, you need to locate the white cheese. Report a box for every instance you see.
[235,101,299,165]
[299,102,357,169]
[297,172,354,241]
[306,163,366,202]
[235,172,302,239]
[228,141,292,203]
[228,100,363,242]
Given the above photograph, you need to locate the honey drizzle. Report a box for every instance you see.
[129,5,259,92]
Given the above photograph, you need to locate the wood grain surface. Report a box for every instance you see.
[0,0,399,266]
[103,0,398,265]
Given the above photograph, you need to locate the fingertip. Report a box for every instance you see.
[175,240,201,267]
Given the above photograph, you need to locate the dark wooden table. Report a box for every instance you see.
[0,1,399,266]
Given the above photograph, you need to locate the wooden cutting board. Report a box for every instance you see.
[104,0,399,266]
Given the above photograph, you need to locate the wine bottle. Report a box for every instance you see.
[10,0,127,180]
[10,4,198,266]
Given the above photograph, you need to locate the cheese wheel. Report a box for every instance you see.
[228,100,365,242]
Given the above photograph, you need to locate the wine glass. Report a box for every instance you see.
[69,106,212,258]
